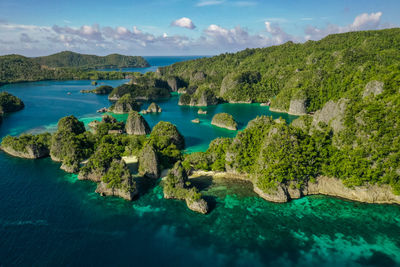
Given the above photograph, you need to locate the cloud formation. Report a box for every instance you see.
[0,12,393,56]
[305,12,383,40]
[196,0,225,7]
[171,17,196,29]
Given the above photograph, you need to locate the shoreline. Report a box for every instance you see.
[191,171,400,205]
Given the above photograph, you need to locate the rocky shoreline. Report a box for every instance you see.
[191,171,400,205]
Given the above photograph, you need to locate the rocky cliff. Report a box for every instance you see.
[254,176,400,204]
[146,102,162,113]
[95,181,138,201]
[163,161,209,214]
[110,94,141,114]
[138,144,159,179]
[1,144,49,159]
[125,111,151,135]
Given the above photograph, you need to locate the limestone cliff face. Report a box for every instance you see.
[95,181,138,201]
[146,102,162,113]
[125,111,151,135]
[179,90,218,107]
[138,144,159,179]
[167,77,185,92]
[288,99,307,115]
[363,80,384,98]
[192,90,218,106]
[1,144,49,159]
[163,161,209,214]
[254,176,400,204]
[78,169,104,182]
[311,98,348,133]
[220,73,238,98]
[111,94,141,114]
[60,162,80,174]
[190,71,206,83]
[186,198,209,214]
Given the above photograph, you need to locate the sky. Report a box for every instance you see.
[0,0,399,56]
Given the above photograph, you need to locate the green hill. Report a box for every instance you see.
[158,28,400,113]
[174,28,400,196]
[0,53,144,85]
[32,51,149,69]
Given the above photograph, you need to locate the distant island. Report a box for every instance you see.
[2,28,400,214]
[32,51,149,69]
[0,51,149,85]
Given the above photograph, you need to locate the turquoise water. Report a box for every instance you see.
[0,58,400,266]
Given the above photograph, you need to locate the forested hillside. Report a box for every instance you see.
[158,28,400,114]
[175,28,400,196]
[0,54,137,85]
[32,51,149,69]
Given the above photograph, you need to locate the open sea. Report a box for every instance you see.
[0,56,399,266]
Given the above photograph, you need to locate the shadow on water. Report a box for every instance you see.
[190,175,213,191]
[134,177,158,197]
[185,136,204,147]
[203,195,217,212]
[356,250,397,267]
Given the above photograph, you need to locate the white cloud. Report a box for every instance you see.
[305,12,384,40]
[0,12,394,56]
[171,17,196,29]
[196,0,225,7]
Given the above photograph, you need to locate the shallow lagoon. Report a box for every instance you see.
[1,79,400,266]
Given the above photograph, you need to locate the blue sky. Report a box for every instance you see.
[0,0,399,56]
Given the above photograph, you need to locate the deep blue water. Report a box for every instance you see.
[0,57,400,266]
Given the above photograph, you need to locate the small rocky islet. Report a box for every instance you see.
[0,91,25,125]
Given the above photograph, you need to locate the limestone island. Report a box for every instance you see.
[141,102,162,114]
[0,92,25,125]
[109,94,141,114]
[81,85,114,95]
[211,113,238,130]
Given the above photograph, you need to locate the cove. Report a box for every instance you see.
[1,75,400,265]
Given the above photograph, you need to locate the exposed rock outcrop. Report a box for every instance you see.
[288,99,307,115]
[125,111,151,135]
[186,198,209,214]
[167,76,185,92]
[179,90,218,107]
[253,183,289,203]
[163,161,209,214]
[191,118,200,123]
[60,163,79,173]
[138,144,159,179]
[254,176,400,204]
[96,181,138,201]
[110,94,141,114]
[220,73,238,97]
[363,80,384,98]
[311,98,348,133]
[146,102,162,113]
[78,169,103,182]
[1,144,49,159]
[190,71,206,83]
